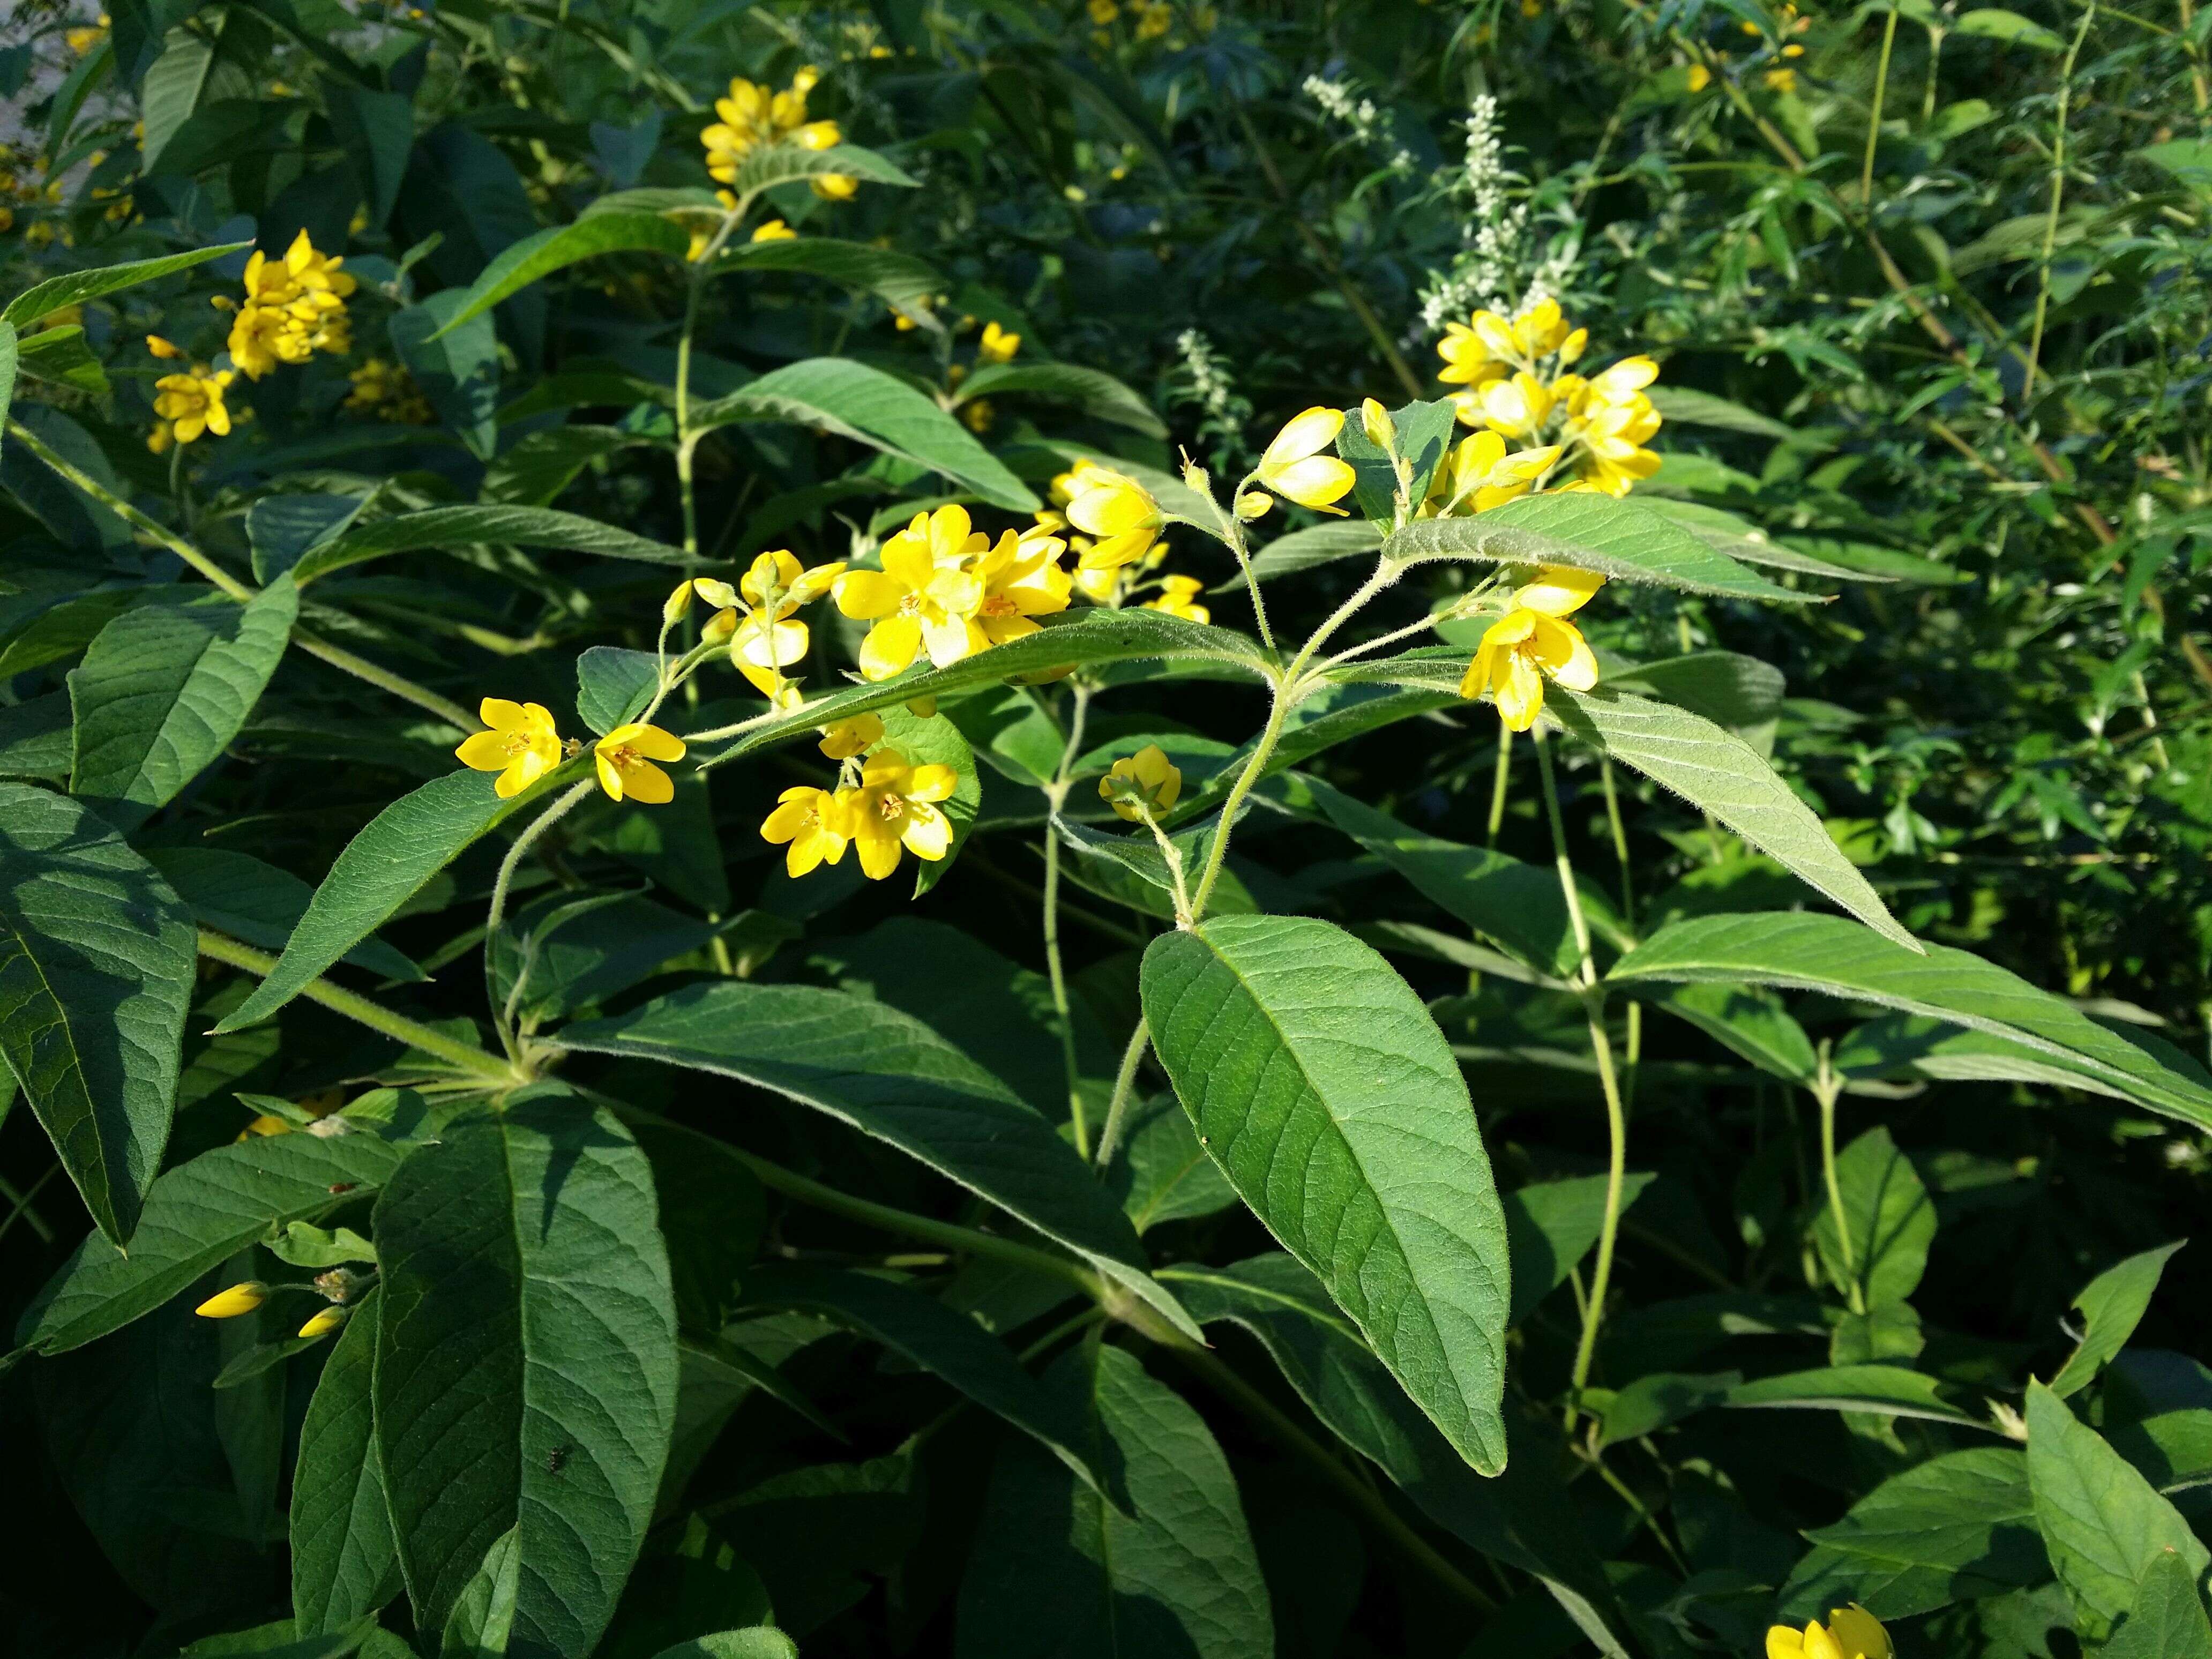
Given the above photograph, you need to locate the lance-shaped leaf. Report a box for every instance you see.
[1140,915,1511,1473]
[429,210,692,338]
[550,981,1200,1340]
[956,1342,1273,1659]
[1384,491,1814,602]
[1239,518,1385,585]
[1723,1365,1988,1428]
[292,504,684,585]
[1607,912,2212,1130]
[1,240,253,330]
[69,578,300,831]
[2051,1242,2189,1400]
[1544,683,1915,947]
[147,847,422,984]
[0,783,193,1244]
[720,236,946,317]
[714,140,918,198]
[951,362,1166,436]
[373,1090,678,1656]
[214,764,579,1032]
[689,357,1037,513]
[293,1287,403,1635]
[13,1117,408,1356]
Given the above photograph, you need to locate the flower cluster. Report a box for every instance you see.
[834,506,1071,680]
[669,549,849,703]
[454,697,688,806]
[763,746,959,881]
[226,230,356,380]
[1416,94,1530,334]
[700,65,854,199]
[1437,297,1662,497]
[1766,1605,1890,1659]
[1459,564,1604,732]
[344,357,434,423]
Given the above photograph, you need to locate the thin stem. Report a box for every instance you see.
[1814,1042,1863,1313]
[196,929,515,1082]
[2027,2,2097,399]
[1093,1019,1151,1169]
[1042,685,1094,1155]
[486,780,596,939]
[1209,473,1276,656]
[675,272,705,560]
[1862,5,1901,206]
[1486,725,1512,847]
[1599,760,1633,921]
[1189,689,1287,922]
[0,1165,58,1245]
[292,630,476,729]
[1133,804,1192,926]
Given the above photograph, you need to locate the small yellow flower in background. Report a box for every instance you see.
[1764,66,1798,92]
[836,506,990,678]
[751,218,798,242]
[299,1306,348,1340]
[1687,62,1713,92]
[762,785,855,876]
[1142,574,1209,624]
[1101,745,1180,821]
[1256,407,1356,513]
[962,398,996,433]
[146,334,183,359]
[978,319,1021,363]
[686,228,715,263]
[849,748,959,878]
[147,421,174,455]
[1766,1605,1891,1659]
[1063,464,1164,570]
[0,206,14,234]
[1458,565,1604,731]
[67,23,107,54]
[237,1113,290,1140]
[152,368,235,443]
[196,1282,267,1319]
[455,698,562,798]
[229,229,355,379]
[810,170,858,201]
[818,713,883,759]
[345,357,433,423]
[594,722,686,804]
[1135,1,1172,38]
[1088,0,1121,21]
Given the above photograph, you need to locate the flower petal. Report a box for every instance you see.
[859,614,924,681]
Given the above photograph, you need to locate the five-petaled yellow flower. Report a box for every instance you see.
[1062,464,1163,571]
[152,368,235,443]
[761,786,854,876]
[456,698,563,798]
[1766,1605,1891,1659]
[1458,565,1605,731]
[1101,745,1181,821]
[594,722,686,804]
[973,529,1073,644]
[1255,407,1356,513]
[1425,430,1559,517]
[1142,573,1209,624]
[835,506,990,678]
[849,748,959,878]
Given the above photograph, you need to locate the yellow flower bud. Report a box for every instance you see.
[299,1306,348,1340]
[196,1282,268,1319]
[1361,397,1395,451]
[701,607,738,645]
[1235,491,1272,521]
[663,580,694,623]
[1100,744,1182,821]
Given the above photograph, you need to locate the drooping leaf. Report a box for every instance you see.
[0,783,195,1244]
[721,236,946,318]
[1724,1365,1987,1428]
[1608,912,2212,1130]
[293,1287,402,1635]
[1811,1125,1936,1308]
[2051,1242,2189,1399]
[294,505,684,585]
[1140,915,1512,1473]
[955,1341,1273,1659]
[1637,981,1818,1083]
[430,211,692,338]
[1,241,255,330]
[373,1089,679,1656]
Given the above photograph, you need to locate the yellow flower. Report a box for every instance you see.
[1256,407,1356,513]
[835,507,989,678]
[761,785,855,877]
[962,398,995,433]
[455,698,563,798]
[1426,431,1560,516]
[818,713,883,759]
[848,748,959,878]
[1359,397,1395,450]
[1063,465,1164,570]
[971,529,1072,644]
[1142,573,1209,624]
[1765,67,1798,93]
[751,218,797,242]
[1457,565,1604,731]
[146,333,183,358]
[1135,1,1172,38]
[1088,0,1121,20]
[1101,745,1180,821]
[978,319,1021,363]
[152,369,235,443]
[237,1112,290,1140]
[147,420,174,455]
[593,722,686,804]
[299,1306,348,1339]
[730,549,845,676]
[196,1282,267,1318]
[1687,62,1712,92]
[810,170,858,201]
[1470,370,1559,442]
[1560,358,1663,496]
[67,24,106,53]
[1767,1606,1892,1659]
[345,357,433,423]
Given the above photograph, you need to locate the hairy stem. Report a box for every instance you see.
[487,779,597,941]
[1092,1019,1152,1169]
[1042,684,1095,1154]
[1813,1042,1863,1312]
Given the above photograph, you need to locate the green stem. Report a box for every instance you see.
[1862,5,1901,206]
[0,1165,58,1245]
[1093,1019,1151,1169]
[2027,2,2097,399]
[1188,688,1287,922]
[487,780,597,940]
[292,630,475,729]
[1813,1041,1863,1312]
[1042,685,1094,1155]
[1486,724,1513,846]
[196,928,516,1083]
[675,274,704,560]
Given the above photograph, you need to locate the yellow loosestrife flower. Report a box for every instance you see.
[1426,431,1559,517]
[152,368,235,443]
[818,713,883,759]
[1458,565,1604,731]
[977,319,1021,363]
[730,549,845,675]
[299,1306,348,1340]
[1063,465,1164,570]
[762,786,855,877]
[1766,1605,1892,1659]
[973,529,1072,644]
[849,748,959,879]
[1142,573,1209,624]
[197,1282,267,1318]
[455,698,562,798]
[751,218,798,241]
[835,506,990,678]
[1256,407,1356,513]
[594,722,686,804]
[1101,745,1181,821]
[146,333,183,359]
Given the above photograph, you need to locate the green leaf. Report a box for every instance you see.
[1812,1125,1935,1307]
[719,236,944,316]
[390,291,500,461]
[1606,912,2212,1130]
[715,140,919,198]
[1107,1097,1240,1232]
[1502,1174,1657,1325]
[696,609,1269,772]
[1597,1370,1739,1448]
[1637,981,1818,1082]
[1836,1012,2150,1098]
[213,764,575,1032]
[14,324,110,402]
[1161,683,1462,827]
[293,1287,403,1635]
[1548,684,1914,947]
[430,212,692,339]
[373,1090,679,1656]
[482,427,641,508]
[1646,386,1798,442]
[1724,1365,1986,1428]
[0,690,71,776]
[2103,1547,2212,1659]
[690,358,1039,513]
[147,847,423,984]
[1606,650,1787,743]
[1140,915,1511,1473]
[648,1634,798,1659]
[1336,398,1457,522]
[2026,1380,2211,1642]
[1384,491,1814,602]
[137,26,219,170]
[0,783,194,1244]
[488,890,720,1025]
[0,320,16,459]
[12,1114,409,1356]
[69,579,300,830]
[576,647,661,737]
[1954,7,2067,49]
[248,495,368,584]
[955,1342,1273,1659]
[737,1262,1105,1492]
[952,362,1165,436]
[2051,1242,2188,1400]
[294,505,685,585]
[1241,518,1385,585]
[549,981,1199,1340]
[1,241,254,330]
[1777,1447,2047,1620]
